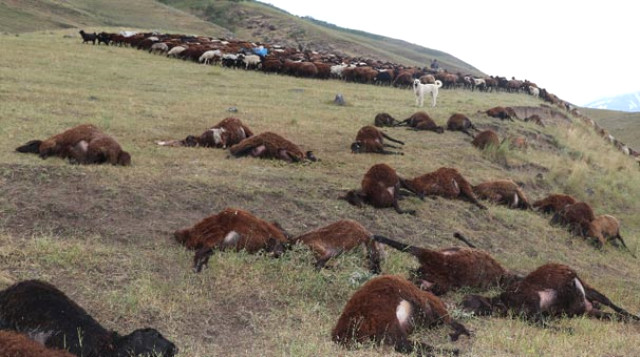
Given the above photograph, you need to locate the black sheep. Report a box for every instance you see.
[0,280,178,357]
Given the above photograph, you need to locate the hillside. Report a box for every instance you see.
[580,107,640,149]
[0,0,226,35]
[0,0,480,76]
[1,31,640,357]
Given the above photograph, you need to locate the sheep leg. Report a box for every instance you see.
[585,286,640,321]
[366,240,382,274]
[381,149,404,155]
[381,132,405,145]
[614,234,637,258]
[383,143,402,149]
[461,129,475,138]
[392,185,416,215]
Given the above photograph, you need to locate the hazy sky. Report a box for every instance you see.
[263,0,637,105]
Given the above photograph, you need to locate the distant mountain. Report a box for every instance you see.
[584,91,640,112]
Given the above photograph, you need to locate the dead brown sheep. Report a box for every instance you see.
[16,124,131,166]
[395,111,444,133]
[462,263,640,321]
[174,207,290,272]
[290,219,384,273]
[374,112,398,127]
[532,193,577,214]
[229,131,317,162]
[373,234,515,295]
[400,167,487,209]
[340,163,418,215]
[550,201,595,237]
[446,113,478,138]
[332,275,470,356]
[156,117,254,149]
[586,214,636,256]
[472,130,500,150]
[351,125,404,155]
[484,106,515,121]
[472,179,532,209]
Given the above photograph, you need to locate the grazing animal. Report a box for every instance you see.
[485,106,515,121]
[374,112,398,127]
[532,193,577,214]
[332,275,470,356]
[446,113,478,137]
[472,179,532,210]
[551,201,596,237]
[471,130,500,149]
[395,111,444,133]
[229,131,317,163]
[351,125,404,155]
[0,280,178,357]
[0,330,75,357]
[290,219,384,273]
[16,124,130,166]
[413,78,443,107]
[340,163,417,215]
[586,214,635,256]
[79,30,97,44]
[400,167,487,209]
[373,234,515,295]
[462,263,640,321]
[174,207,289,272]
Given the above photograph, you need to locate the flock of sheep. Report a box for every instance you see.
[1,29,638,357]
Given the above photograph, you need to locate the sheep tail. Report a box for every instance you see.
[372,235,422,256]
[585,285,640,321]
[452,232,477,248]
[434,80,443,88]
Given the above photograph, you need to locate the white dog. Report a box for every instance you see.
[413,78,443,107]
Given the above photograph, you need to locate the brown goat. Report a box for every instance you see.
[471,129,500,150]
[332,275,470,355]
[551,201,595,237]
[16,124,130,166]
[290,219,384,273]
[462,263,639,321]
[473,179,532,209]
[340,163,417,215]
[532,193,577,214]
[174,207,289,272]
[446,113,478,138]
[373,234,515,295]
[351,125,404,155]
[395,111,444,133]
[374,112,398,127]
[400,167,487,209]
[229,131,317,162]
[0,330,75,357]
[485,106,515,121]
[586,214,635,256]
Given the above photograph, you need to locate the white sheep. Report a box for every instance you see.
[199,49,222,65]
[149,42,168,55]
[167,46,187,58]
[243,54,262,70]
[529,85,540,97]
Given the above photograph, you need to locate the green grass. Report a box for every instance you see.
[1,31,640,356]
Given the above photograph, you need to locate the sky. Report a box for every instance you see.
[263,0,638,106]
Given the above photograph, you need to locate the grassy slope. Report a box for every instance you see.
[580,107,640,150]
[0,0,226,35]
[1,32,640,356]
